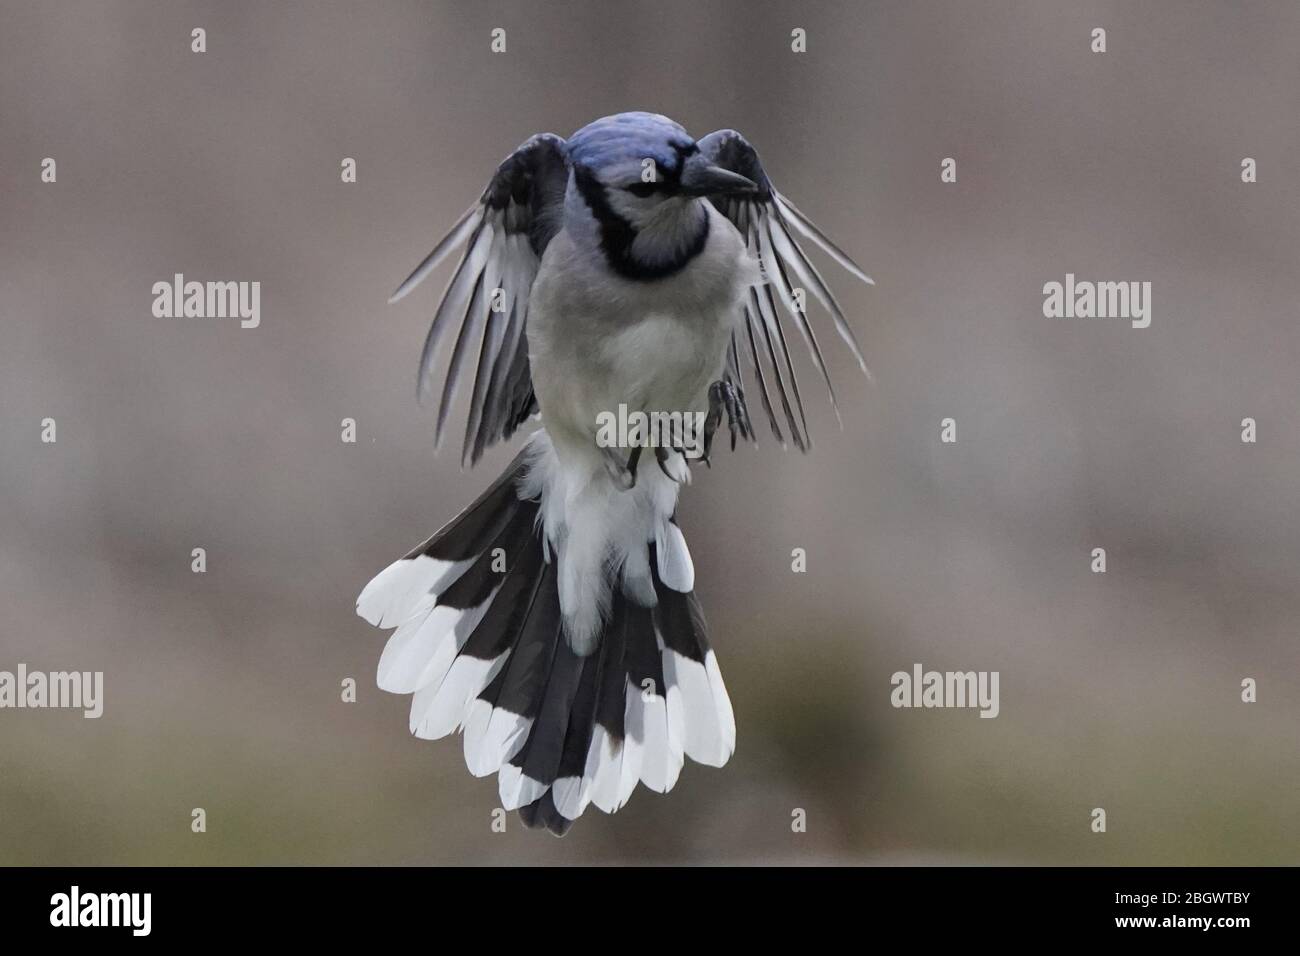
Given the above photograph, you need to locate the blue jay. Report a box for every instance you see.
[358,112,872,835]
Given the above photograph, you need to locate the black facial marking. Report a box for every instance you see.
[625,147,687,196]
[574,164,709,282]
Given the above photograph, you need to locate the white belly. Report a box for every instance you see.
[527,203,753,455]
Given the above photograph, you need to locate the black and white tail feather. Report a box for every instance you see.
[359,119,870,835]
[357,435,734,835]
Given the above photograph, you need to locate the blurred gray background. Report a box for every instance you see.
[2,0,1298,864]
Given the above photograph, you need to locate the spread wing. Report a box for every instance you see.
[697,129,874,452]
[390,133,569,467]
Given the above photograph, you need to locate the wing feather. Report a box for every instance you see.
[391,133,569,466]
[389,204,480,304]
[774,193,874,287]
[757,223,841,426]
[766,212,870,376]
[755,283,811,446]
[435,267,489,447]
[414,220,492,405]
[697,129,873,450]
[741,304,785,447]
[749,287,807,451]
[475,297,525,462]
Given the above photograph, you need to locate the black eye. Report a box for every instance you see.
[624,181,659,198]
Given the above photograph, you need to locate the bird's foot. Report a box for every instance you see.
[702,379,753,465]
[654,444,691,484]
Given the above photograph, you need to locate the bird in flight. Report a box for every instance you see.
[358,112,873,835]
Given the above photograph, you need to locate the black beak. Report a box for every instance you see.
[680,160,759,197]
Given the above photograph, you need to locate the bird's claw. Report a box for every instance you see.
[655,444,691,484]
[703,379,753,464]
[602,381,750,489]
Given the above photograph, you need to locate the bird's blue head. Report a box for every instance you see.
[565,112,757,280]
[567,113,693,179]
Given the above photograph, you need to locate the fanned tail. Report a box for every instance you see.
[357,431,735,835]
